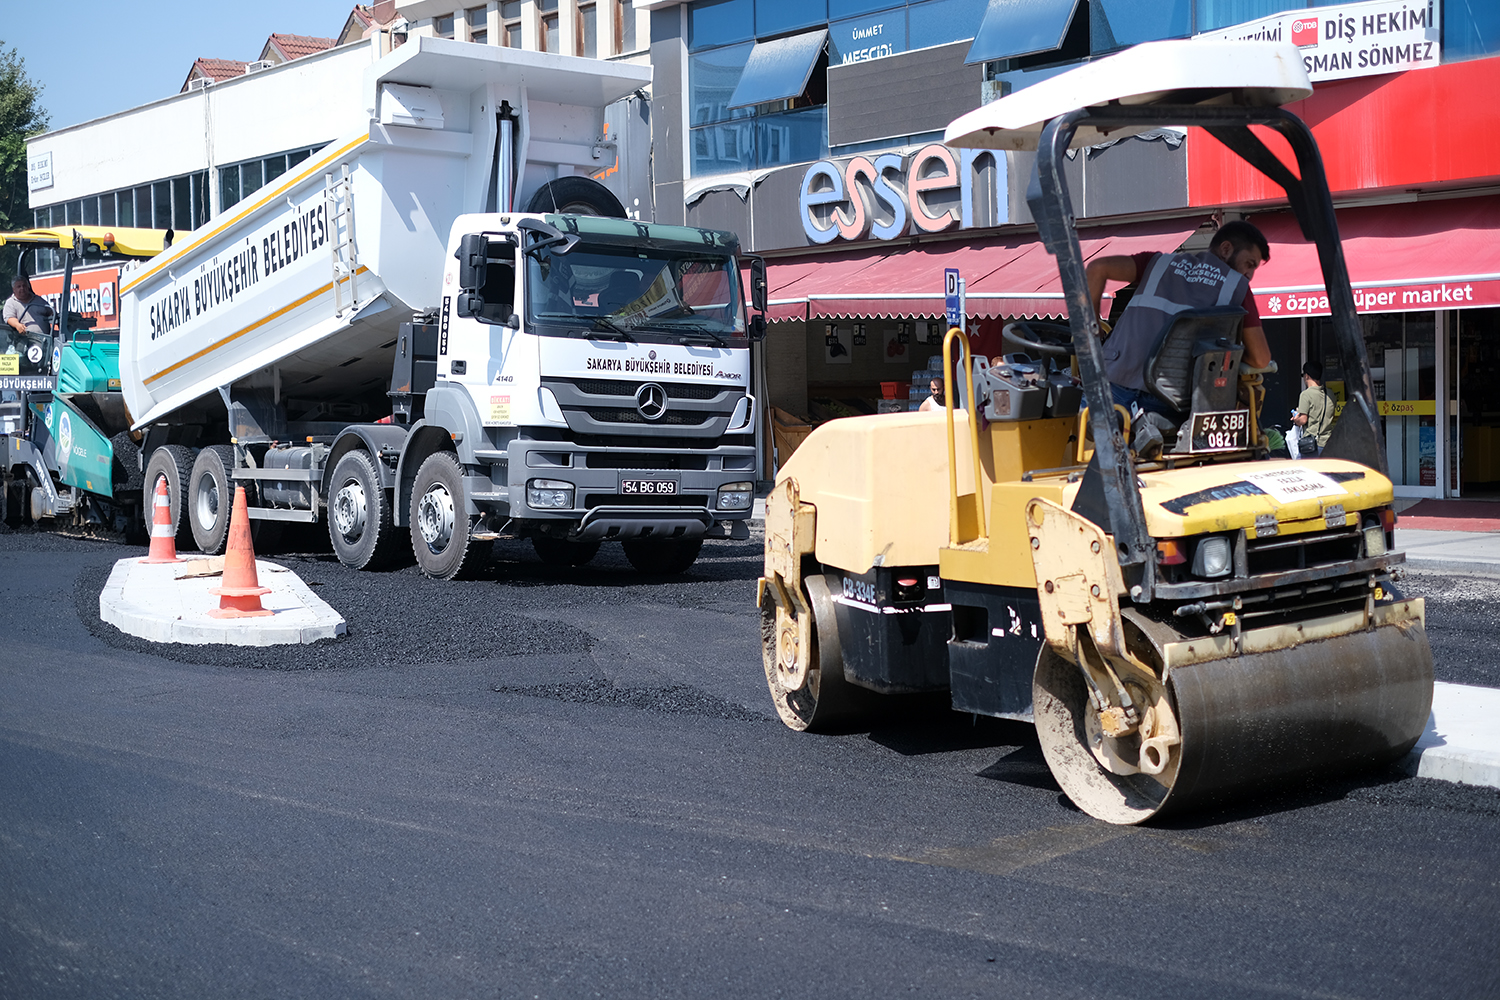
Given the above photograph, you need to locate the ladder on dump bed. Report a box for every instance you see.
[326,165,359,317]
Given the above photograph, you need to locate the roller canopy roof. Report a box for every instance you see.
[945,38,1312,151]
[0,226,169,258]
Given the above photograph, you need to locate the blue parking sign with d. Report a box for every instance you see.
[944,268,961,328]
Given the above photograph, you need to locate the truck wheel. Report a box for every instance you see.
[525,176,627,218]
[142,445,196,550]
[621,537,702,575]
[532,536,601,567]
[328,449,402,570]
[188,445,237,555]
[410,451,488,580]
[761,574,871,732]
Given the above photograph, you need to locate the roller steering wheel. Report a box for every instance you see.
[1002,321,1075,359]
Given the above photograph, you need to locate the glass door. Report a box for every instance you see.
[1309,311,1444,497]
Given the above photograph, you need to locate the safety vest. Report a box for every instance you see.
[1102,251,1248,391]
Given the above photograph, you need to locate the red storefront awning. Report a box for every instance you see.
[762,217,1206,322]
[1248,196,1500,319]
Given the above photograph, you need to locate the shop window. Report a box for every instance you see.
[691,121,756,174]
[100,193,116,227]
[689,0,754,51]
[907,0,988,49]
[690,43,756,124]
[502,0,523,45]
[65,200,81,225]
[173,176,192,232]
[578,1,597,57]
[966,0,1078,63]
[541,10,559,52]
[756,0,828,39]
[135,186,152,228]
[613,0,636,52]
[1089,0,1190,52]
[220,166,241,212]
[467,5,489,43]
[755,106,828,167]
[82,196,99,226]
[829,0,902,20]
[265,154,288,185]
[729,30,828,110]
[288,148,311,169]
[192,172,210,229]
[1444,1,1500,62]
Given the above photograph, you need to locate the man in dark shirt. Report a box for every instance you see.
[1084,220,1271,419]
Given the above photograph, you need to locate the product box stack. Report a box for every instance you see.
[907,356,946,410]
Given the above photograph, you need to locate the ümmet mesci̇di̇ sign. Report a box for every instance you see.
[799,144,1007,245]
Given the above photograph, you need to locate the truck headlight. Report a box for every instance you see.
[1192,535,1232,578]
[717,481,754,510]
[1364,524,1388,557]
[527,478,574,509]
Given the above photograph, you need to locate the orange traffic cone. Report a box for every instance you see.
[141,476,183,563]
[208,486,273,619]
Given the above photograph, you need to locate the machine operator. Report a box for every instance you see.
[1085,220,1272,420]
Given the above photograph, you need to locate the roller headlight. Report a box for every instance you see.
[1191,535,1232,578]
[526,478,574,509]
[1364,524,1388,557]
[717,481,754,511]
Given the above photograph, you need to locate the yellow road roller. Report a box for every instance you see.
[756,39,1434,825]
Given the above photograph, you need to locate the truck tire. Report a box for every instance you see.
[188,445,237,555]
[525,176,627,218]
[532,536,601,567]
[328,449,403,570]
[142,445,196,550]
[621,537,702,575]
[409,451,488,580]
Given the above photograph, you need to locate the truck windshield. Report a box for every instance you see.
[525,243,745,342]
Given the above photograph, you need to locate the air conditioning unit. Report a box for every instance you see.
[245,60,276,74]
[186,77,212,92]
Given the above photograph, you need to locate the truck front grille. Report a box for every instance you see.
[585,408,713,426]
[584,453,709,470]
[572,378,724,400]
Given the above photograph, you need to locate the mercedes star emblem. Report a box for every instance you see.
[635,382,668,421]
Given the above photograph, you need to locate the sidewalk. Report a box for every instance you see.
[1397,528,1500,577]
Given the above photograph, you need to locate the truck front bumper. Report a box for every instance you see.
[504,436,756,540]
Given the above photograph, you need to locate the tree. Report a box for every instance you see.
[0,41,50,288]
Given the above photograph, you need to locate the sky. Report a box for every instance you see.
[5,1,364,133]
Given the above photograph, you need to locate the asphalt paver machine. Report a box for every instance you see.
[756,39,1434,824]
[1,226,168,534]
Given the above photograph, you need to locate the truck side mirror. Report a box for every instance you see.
[748,256,767,313]
[456,292,484,318]
[750,314,767,342]
[456,234,488,291]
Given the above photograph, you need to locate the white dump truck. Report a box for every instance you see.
[119,39,767,579]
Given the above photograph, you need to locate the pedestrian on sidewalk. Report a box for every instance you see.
[1293,360,1335,457]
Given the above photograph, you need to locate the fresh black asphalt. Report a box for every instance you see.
[2,527,1498,999]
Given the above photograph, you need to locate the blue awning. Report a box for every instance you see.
[965,0,1081,65]
[728,29,828,109]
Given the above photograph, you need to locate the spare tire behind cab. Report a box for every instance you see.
[525,177,627,219]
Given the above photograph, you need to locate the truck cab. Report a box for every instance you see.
[392,212,761,576]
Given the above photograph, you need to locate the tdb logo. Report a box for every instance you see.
[1291,17,1318,46]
